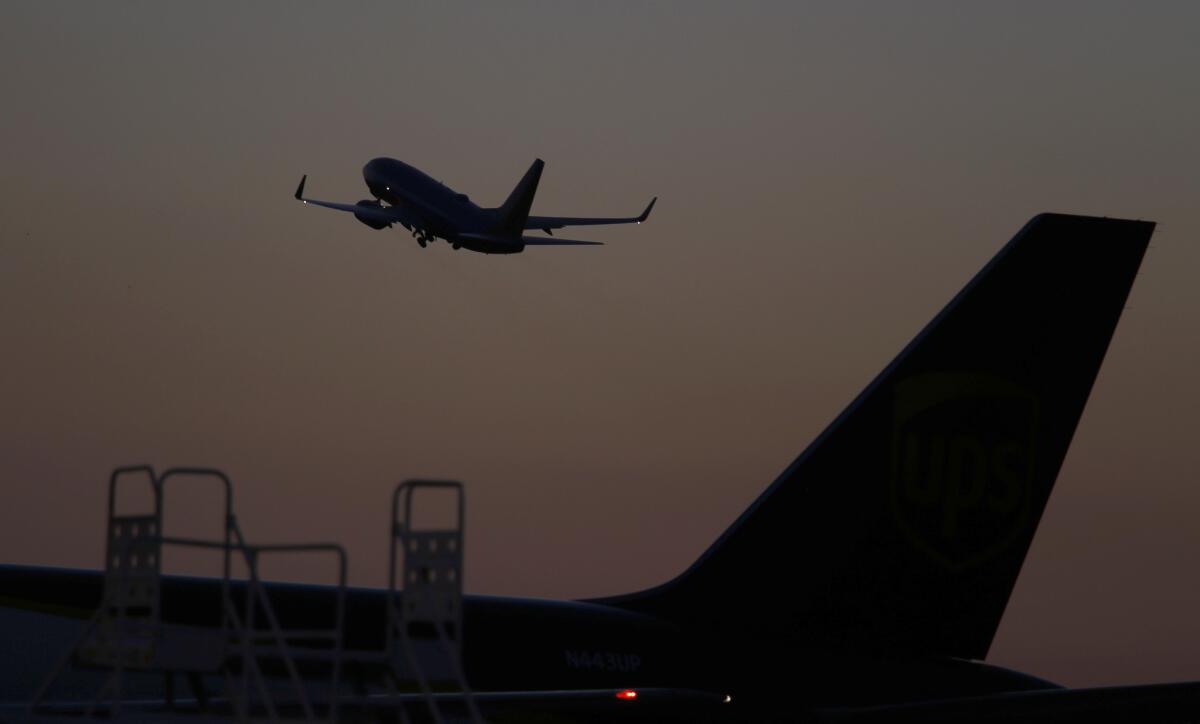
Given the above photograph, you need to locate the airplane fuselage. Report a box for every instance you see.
[362,158,520,253]
[0,565,1054,718]
[296,155,652,253]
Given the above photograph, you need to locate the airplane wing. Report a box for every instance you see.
[293,175,412,227]
[525,197,656,233]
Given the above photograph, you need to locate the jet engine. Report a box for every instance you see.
[353,199,390,230]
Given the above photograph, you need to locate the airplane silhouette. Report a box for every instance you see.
[8,213,1192,722]
[295,158,656,254]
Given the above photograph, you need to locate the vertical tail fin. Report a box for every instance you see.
[603,214,1154,660]
[492,159,544,238]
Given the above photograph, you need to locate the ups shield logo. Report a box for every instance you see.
[891,373,1038,571]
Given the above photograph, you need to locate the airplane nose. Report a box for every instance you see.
[363,159,386,195]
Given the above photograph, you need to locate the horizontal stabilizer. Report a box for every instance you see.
[456,232,604,247]
[520,236,604,246]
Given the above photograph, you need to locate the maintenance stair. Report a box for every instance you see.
[21,466,482,724]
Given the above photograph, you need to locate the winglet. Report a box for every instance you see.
[637,197,657,223]
[294,175,307,201]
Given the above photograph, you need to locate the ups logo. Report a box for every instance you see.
[890,373,1038,571]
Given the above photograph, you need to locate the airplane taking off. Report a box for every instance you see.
[294,157,656,254]
[7,213,1197,722]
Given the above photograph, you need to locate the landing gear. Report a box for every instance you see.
[412,227,434,248]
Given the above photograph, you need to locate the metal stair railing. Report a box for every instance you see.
[386,480,482,724]
[27,465,167,719]
[27,466,349,723]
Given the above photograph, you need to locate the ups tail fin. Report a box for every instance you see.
[602,213,1154,660]
[492,159,544,237]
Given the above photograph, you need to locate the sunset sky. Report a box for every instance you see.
[2,2,1200,688]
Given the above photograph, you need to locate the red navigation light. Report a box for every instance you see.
[616,689,638,700]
